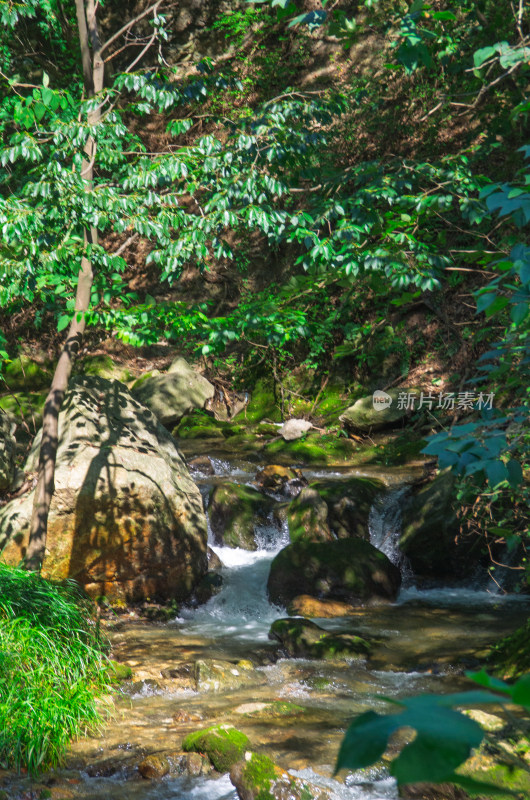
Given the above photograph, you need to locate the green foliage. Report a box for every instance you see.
[336,670,530,795]
[0,564,110,774]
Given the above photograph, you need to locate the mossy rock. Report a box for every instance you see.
[109,660,133,682]
[487,618,530,679]
[267,538,401,607]
[400,469,471,578]
[340,389,410,432]
[230,752,330,800]
[129,369,161,391]
[311,476,383,539]
[209,482,277,549]
[79,354,132,383]
[179,424,226,440]
[372,434,428,466]
[247,701,305,719]
[2,355,52,392]
[182,725,250,773]
[287,487,333,543]
[245,379,281,424]
[256,422,280,436]
[269,617,371,660]
[222,423,247,438]
[264,432,354,466]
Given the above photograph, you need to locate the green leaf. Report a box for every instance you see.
[485,460,508,487]
[57,315,71,332]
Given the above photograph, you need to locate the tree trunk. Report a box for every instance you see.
[24,0,102,571]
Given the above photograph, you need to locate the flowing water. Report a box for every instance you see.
[5,456,530,800]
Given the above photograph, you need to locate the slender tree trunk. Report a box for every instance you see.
[24,1,103,571]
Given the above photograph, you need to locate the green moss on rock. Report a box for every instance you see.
[267,538,401,606]
[3,355,51,391]
[487,618,530,679]
[269,617,371,660]
[245,379,281,424]
[209,482,277,549]
[182,725,250,773]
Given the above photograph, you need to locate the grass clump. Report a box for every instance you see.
[0,564,111,774]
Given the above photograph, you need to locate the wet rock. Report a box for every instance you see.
[254,465,307,497]
[400,783,473,800]
[138,754,171,779]
[279,418,313,441]
[131,356,215,427]
[314,476,383,539]
[287,487,333,543]
[0,412,16,492]
[267,538,401,607]
[138,750,208,779]
[269,617,371,660]
[183,725,250,773]
[160,664,194,688]
[234,701,305,719]
[129,678,162,694]
[172,709,203,724]
[188,455,215,475]
[207,546,224,570]
[192,571,223,605]
[109,660,133,681]
[231,752,331,800]
[194,658,260,692]
[287,595,357,618]
[340,389,409,432]
[209,482,278,550]
[0,376,208,604]
[400,469,464,578]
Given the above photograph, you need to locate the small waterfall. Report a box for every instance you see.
[177,501,289,641]
[368,488,412,582]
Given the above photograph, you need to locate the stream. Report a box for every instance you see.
[6,455,530,800]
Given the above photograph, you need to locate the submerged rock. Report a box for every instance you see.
[269,617,371,660]
[0,376,208,603]
[194,658,260,692]
[231,752,331,800]
[209,482,278,550]
[131,356,215,427]
[267,538,401,607]
[183,725,250,773]
[287,595,357,618]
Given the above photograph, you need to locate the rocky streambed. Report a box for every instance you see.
[2,455,529,800]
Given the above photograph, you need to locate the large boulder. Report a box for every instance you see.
[0,412,17,492]
[209,482,279,550]
[340,389,409,432]
[0,376,208,603]
[399,469,468,578]
[131,356,215,427]
[267,538,401,607]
